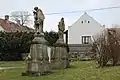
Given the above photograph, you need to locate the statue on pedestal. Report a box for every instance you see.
[51,17,70,69]
[22,7,50,76]
[33,7,45,33]
[58,17,65,39]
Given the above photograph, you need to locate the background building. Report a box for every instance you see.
[68,12,104,45]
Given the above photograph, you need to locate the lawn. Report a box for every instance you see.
[0,61,25,67]
[0,61,120,80]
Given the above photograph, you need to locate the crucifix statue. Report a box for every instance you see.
[33,7,45,33]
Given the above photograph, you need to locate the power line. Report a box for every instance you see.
[45,5,120,15]
[0,5,120,17]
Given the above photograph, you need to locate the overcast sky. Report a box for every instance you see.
[0,0,120,31]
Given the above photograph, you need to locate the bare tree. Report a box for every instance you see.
[92,28,120,67]
[112,24,120,28]
[11,11,31,26]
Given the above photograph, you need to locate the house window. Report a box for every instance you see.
[88,21,90,23]
[81,21,83,23]
[82,36,91,44]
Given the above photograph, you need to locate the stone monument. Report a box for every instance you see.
[51,18,70,69]
[23,7,49,76]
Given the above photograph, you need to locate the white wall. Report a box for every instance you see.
[68,13,104,44]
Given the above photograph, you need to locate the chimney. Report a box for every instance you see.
[5,15,9,21]
[103,25,105,28]
[84,12,87,14]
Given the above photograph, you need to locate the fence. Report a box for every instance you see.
[69,44,94,61]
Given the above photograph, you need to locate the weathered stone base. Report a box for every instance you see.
[26,60,45,74]
[22,60,52,76]
[43,61,51,72]
[22,71,43,76]
[51,59,69,69]
[24,33,50,76]
[51,45,70,69]
[22,70,53,76]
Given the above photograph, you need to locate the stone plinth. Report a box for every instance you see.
[51,38,70,69]
[24,33,50,76]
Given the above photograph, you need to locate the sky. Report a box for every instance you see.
[0,0,120,31]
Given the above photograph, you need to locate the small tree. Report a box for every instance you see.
[44,31,59,46]
[92,28,120,67]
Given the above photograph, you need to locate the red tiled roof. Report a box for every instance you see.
[9,22,23,32]
[0,18,11,31]
[0,18,34,32]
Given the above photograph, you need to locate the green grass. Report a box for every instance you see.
[0,61,25,67]
[0,61,120,80]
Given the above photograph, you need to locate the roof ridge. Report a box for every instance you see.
[69,12,101,29]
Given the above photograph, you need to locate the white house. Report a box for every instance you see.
[68,12,105,44]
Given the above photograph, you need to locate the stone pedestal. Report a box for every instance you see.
[22,7,51,76]
[24,33,50,76]
[51,38,70,69]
